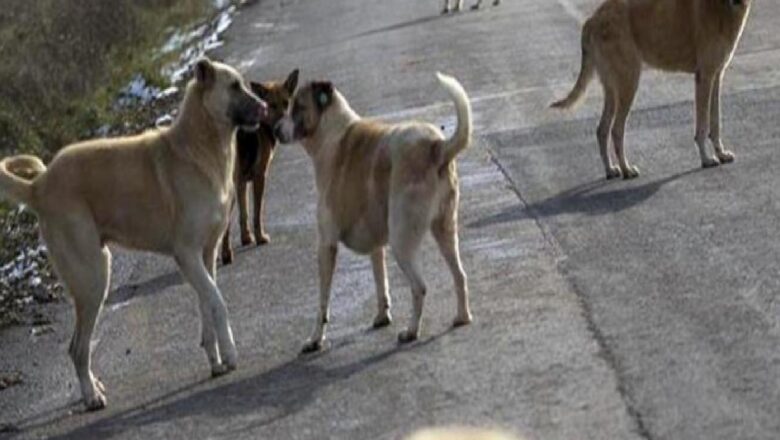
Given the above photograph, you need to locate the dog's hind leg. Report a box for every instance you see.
[611,65,641,179]
[598,85,621,179]
[42,219,110,411]
[302,243,338,353]
[695,69,720,168]
[442,0,462,14]
[390,196,431,343]
[709,71,735,164]
[431,191,472,327]
[176,250,237,372]
[370,247,392,328]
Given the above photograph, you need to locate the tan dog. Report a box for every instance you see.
[552,0,752,179]
[407,427,520,440]
[275,73,473,352]
[0,58,267,410]
[221,69,299,264]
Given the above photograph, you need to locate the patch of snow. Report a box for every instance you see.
[155,114,174,127]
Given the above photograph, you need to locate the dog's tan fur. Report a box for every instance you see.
[552,0,752,179]
[275,73,473,352]
[221,69,299,264]
[406,427,520,440]
[0,59,266,410]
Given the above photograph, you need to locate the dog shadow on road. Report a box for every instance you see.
[468,168,702,229]
[41,331,450,439]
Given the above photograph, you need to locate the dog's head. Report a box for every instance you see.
[194,57,268,131]
[274,80,335,144]
[249,69,299,130]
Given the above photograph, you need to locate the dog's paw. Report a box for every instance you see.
[605,166,622,180]
[441,7,450,14]
[84,391,107,412]
[372,311,392,328]
[240,232,255,246]
[301,339,324,354]
[453,313,473,327]
[470,3,480,10]
[255,231,270,245]
[211,363,231,378]
[621,166,640,180]
[398,329,419,344]
[717,150,735,164]
[702,157,721,168]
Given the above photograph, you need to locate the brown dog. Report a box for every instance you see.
[275,72,473,352]
[552,0,752,179]
[0,58,266,410]
[221,69,299,264]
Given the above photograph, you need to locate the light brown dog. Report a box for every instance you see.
[552,0,752,179]
[220,69,299,264]
[406,427,520,440]
[275,73,473,352]
[0,58,266,411]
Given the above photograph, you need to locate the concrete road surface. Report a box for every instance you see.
[2,0,780,439]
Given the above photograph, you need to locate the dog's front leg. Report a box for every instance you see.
[237,177,254,246]
[695,70,720,168]
[252,145,274,245]
[177,250,238,373]
[370,247,392,328]
[709,72,735,164]
[302,243,338,353]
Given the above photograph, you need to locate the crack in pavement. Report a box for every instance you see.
[484,141,654,440]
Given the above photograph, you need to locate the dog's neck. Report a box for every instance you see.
[166,81,236,200]
[301,91,360,160]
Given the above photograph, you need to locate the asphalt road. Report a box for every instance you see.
[2,0,780,439]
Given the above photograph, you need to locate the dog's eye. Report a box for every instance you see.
[231,81,240,91]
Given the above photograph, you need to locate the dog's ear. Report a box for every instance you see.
[195,58,216,85]
[250,81,270,99]
[312,81,333,111]
[285,69,300,94]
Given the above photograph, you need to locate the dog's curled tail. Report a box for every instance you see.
[0,155,46,207]
[550,23,595,110]
[437,72,472,165]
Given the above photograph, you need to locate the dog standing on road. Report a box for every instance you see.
[551,0,752,179]
[221,69,299,264]
[275,73,474,352]
[0,58,266,410]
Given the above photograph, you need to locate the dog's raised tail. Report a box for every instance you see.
[550,25,595,110]
[436,72,472,165]
[0,155,46,207]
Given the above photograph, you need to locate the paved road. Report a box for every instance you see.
[2,0,780,439]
